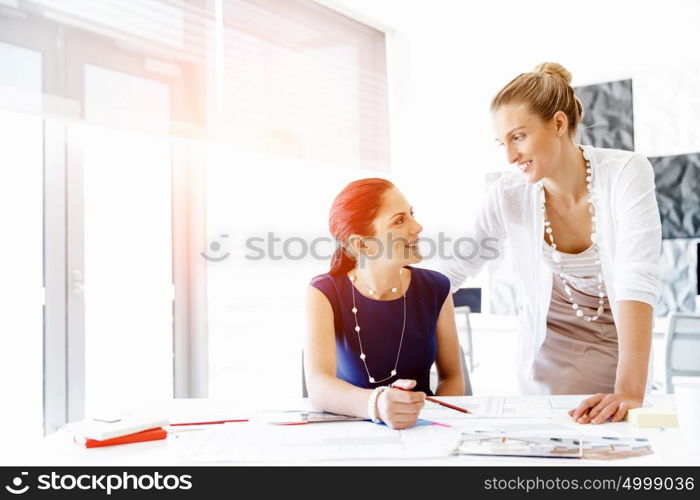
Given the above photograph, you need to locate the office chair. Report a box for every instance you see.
[454,345,474,396]
[302,351,308,398]
[452,288,482,372]
[665,313,700,393]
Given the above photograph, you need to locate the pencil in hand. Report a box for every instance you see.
[390,384,473,414]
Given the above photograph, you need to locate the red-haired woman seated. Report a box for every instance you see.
[305,178,465,430]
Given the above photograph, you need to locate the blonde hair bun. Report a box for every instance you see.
[491,62,583,136]
[533,62,572,85]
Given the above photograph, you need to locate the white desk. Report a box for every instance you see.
[16,395,700,466]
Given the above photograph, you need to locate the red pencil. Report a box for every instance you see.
[170,419,248,426]
[425,396,472,414]
[391,385,473,414]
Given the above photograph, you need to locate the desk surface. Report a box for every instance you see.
[12,395,700,467]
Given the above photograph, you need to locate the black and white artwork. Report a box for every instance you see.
[577,75,700,316]
[576,79,634,151]
[651,153,700,239]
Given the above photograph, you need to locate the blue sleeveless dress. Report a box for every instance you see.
[310,266,450,395]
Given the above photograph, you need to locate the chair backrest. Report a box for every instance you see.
[428,345,473,396]
[452,288,480,373]
[457,345,473,396]
[302,350,308,398]
[665,313,700,393]
[452,288,481,313]
[303,346,473,397]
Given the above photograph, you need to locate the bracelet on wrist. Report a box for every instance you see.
[368,386,388,423]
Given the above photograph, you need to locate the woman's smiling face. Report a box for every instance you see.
[492,103,566,184]
[360,187,423,266]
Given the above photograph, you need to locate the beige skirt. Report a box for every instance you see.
[532,273,619,395]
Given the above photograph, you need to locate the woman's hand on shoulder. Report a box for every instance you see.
[568,392,643,424]
[376,379,426,430]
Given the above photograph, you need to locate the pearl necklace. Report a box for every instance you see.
[353,268,403,296]
[540,146,606,322]
[349,269,406,384]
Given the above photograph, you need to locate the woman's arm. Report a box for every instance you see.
[305,285,425,429]
[614,300,653,400]
[305,285,371,417]
[570,300,652,423]
[571,154,660,424]
[434,294,466,396]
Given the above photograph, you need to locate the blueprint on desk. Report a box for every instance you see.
[178,420,460,463]
[169,396,658,463]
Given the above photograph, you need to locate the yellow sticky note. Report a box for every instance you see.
[626,407,678,428]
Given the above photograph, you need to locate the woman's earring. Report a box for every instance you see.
[348,238,366,260]
[361,241,376,258]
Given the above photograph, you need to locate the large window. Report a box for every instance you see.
[79,66,174,415]
[220,0,389,170]
[206,0,390,400]
[0,110,44,445]
[0,41,43,443]
[0,0,391,434]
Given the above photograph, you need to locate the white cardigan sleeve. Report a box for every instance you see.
[611,154,662,306]
[439,179,509,293]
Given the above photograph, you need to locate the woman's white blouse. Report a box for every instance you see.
[439,145,662,393]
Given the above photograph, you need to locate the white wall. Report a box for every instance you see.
[322,0,700,237]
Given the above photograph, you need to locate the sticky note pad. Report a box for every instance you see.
[626,407,678,428]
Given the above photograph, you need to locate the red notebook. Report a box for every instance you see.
[74,427,168,448]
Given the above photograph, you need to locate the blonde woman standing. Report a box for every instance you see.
[441,63,661,424]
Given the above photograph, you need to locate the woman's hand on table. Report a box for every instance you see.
[569,393,643,424]
[377,379,426,430]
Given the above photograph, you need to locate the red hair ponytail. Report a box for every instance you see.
[327,178,395,275]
